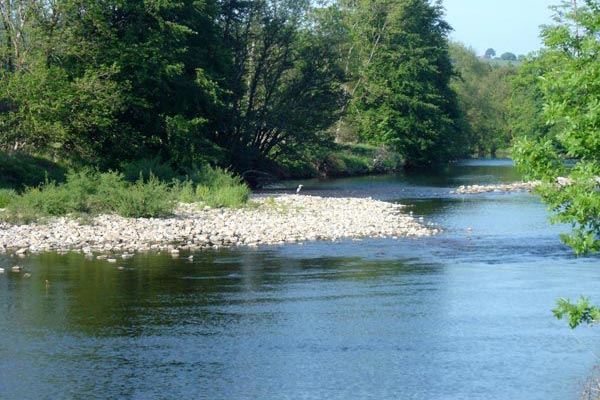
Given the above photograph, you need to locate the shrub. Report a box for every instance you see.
[195,184,211,200]
[173,179,196,203]
[192,166,250,208]
[122,157,178,183]
[202,185,250,208]
[5,184,73,223]
[3,170,175,223]
[108,174,174,218]
[0,189,17,208]
[1,163,249,223]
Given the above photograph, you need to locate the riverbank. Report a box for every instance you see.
[0,195,437,257]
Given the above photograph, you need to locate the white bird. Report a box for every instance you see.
[296,184,303,194]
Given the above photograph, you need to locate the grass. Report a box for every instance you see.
[122,158,250,208]
[1,165,250,223]
[0,189,17,208]
[2,170,174,223]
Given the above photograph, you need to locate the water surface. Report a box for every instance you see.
[1,159,599,400]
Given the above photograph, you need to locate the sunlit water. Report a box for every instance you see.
[1,159,600,400]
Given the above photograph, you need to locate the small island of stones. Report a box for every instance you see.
[451,181,541,194]
[0,195,438,257]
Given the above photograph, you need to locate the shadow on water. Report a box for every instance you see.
[1,159,600,400]
[258,158,523,200]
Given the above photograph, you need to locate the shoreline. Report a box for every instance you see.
[0,195,438,257]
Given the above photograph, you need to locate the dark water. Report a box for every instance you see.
[2,159,600,400]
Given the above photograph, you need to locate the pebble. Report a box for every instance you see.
[452,181,541,194]
[0,195,439,256]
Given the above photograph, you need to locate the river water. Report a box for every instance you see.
[1,159,600,399]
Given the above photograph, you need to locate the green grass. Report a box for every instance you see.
[1,165,249,223]
[0,189,17,208]
[2,170,174,223]
[197,184,250,208]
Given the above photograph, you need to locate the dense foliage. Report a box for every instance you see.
[449,43,515,157]
[342,0,465,166]
[0,0,495,177]
[512,0,600,255]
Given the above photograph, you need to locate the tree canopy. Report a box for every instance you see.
[512,0,600,254]
[0,0,507,177]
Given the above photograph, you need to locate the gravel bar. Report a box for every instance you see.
[0,195,438,256]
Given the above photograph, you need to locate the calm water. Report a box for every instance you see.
[2,159,600,400]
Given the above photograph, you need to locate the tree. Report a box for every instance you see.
[0,0,226,168]
[450,42,515,157]
[348,0,465,166]
[214,0,345,172]
[512,0,600,254]
[484,48,496,58]
[508,52,561,143]
[500,52,517,61]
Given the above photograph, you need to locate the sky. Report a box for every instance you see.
[442,0,557,57]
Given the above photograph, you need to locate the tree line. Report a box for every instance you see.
[0,0,518,178]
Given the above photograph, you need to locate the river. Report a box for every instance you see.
[1,159,599,399]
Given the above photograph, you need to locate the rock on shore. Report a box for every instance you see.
[0,195,438,256]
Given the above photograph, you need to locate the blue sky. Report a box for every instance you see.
[442,0,557,56]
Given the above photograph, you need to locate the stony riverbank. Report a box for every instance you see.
[0,195,438,257]
[451,181,541,194]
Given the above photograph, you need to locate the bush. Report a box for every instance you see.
[276,143,401,179]
[0,189,17,208]
[174,165,250,208]
[122,157,178,183]
[5,183,74,223]
[173,179,196,203]
[201,185,250,208]
[3,170,175,223]
[108,174,174,218]
[1,163,249,223]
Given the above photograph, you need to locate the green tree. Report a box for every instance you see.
[215,0,345,172]
[508,51,561,142]
[512,0,600,254]
[484,47,496,58]
[500,51,517,61]
[349,0,465,166]
[0,0,225,168]
[450,42,516,157]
